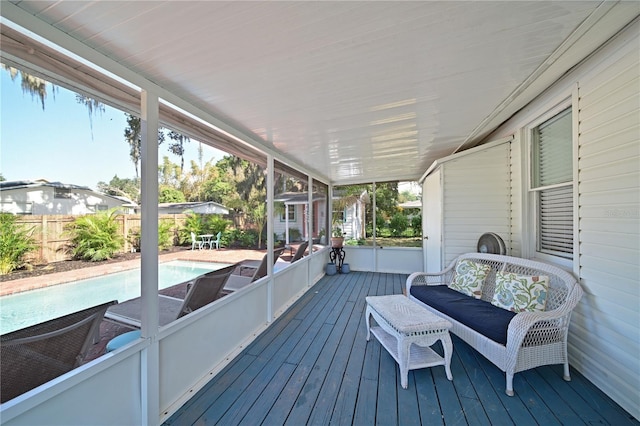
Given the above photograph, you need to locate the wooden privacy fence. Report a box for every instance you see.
[18,214,189,264]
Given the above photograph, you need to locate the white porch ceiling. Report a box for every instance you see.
[4,1,638,184]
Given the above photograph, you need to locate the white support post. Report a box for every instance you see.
[140,89,160,426]
[285,204,290,245]
[266,154,275,321]
[308,175,313,243]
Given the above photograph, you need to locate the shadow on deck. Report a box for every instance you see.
[164,271,637,425]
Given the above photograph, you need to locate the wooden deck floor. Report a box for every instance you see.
[164,271,637,426]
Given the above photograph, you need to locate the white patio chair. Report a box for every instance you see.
[191,232,204,250]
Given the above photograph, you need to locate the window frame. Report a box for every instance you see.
[279,206,297,222]
[54,187,72,199]
[525,96,577,269]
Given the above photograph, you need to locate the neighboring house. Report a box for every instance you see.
[274,192,326,244]
[157,201,229,215]
[332,191,368,241]
[0,180,137,215]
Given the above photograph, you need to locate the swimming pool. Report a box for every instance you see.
[0,260,229,334]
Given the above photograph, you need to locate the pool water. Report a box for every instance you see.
[0,260,229,334]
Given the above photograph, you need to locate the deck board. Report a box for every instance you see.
[164,271,637,425]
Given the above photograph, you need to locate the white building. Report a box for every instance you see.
[0,180,137,215]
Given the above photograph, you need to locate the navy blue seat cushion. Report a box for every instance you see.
[410,285,516,345]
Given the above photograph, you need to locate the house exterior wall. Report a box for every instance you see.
[422,140,512,269]
[482,21,639,419]
[0,187,133,215]
[441,142,512,266]
[274,204,305,241]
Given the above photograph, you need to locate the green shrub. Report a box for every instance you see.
[128,220,175,251]
[179,213,231,246]
[389,213,408,237]
[0,213,37,274]
[178,212,205,245]
[222,228,258,248]
[158,220,174,250]
[411,215,422,236]
[288,227,302,241]
[204,215,231,235]
[66,209,124,261]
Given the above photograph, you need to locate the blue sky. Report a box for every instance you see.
[1,70,222,189]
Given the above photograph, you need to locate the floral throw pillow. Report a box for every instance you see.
[491,272,550,312]
[448,260,491,299]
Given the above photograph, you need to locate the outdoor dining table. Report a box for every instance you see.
[198,234,215,249]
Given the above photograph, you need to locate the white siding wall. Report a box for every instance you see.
[509,134,524,258]
[441,142,512,266]
[274,205,304,241]
[483,21,640,419]
[573,29,640,419]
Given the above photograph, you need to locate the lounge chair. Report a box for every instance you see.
[226,248,286,292]
[1,300,116,403]
[105,263,237,329]
[289,241,309,263]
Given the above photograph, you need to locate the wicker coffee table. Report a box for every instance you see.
[365,294,453,389]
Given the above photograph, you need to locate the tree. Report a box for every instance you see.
[216,156,266,213]
[124,113,142,178]
[158,156,183,188]
[97,175,140,203]
[2,65,52,110]
[247,203,267,249]
[180,158,221,202]
[159,186,186,203]
[124,114,190,178]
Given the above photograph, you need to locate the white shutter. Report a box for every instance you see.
[538,185,573,256]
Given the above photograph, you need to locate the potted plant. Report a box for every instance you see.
[331,226,344,248]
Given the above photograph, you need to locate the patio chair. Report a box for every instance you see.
[1,300,117,403]
[212,231,222,250]
[191,232,204,250]
[225,248,286,292]
[105,263,237,329]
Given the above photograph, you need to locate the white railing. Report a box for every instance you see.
[1,248,330,426]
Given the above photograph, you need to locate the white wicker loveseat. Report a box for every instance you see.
[406,253,583,396]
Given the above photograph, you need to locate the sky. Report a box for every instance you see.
[0,70,223,189]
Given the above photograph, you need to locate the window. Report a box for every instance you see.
[531,107,573,259]
[54,187,71,199]
[280,207,296,222]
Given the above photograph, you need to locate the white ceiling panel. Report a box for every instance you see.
[6,1,637,183]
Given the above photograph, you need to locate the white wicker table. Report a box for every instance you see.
[365,294,453,389]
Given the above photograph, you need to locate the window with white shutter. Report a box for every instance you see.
[531,108,573,259]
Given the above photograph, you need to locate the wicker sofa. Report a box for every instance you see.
[406,253,583,396]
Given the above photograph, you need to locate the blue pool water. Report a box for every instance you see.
[0,260,228,334]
